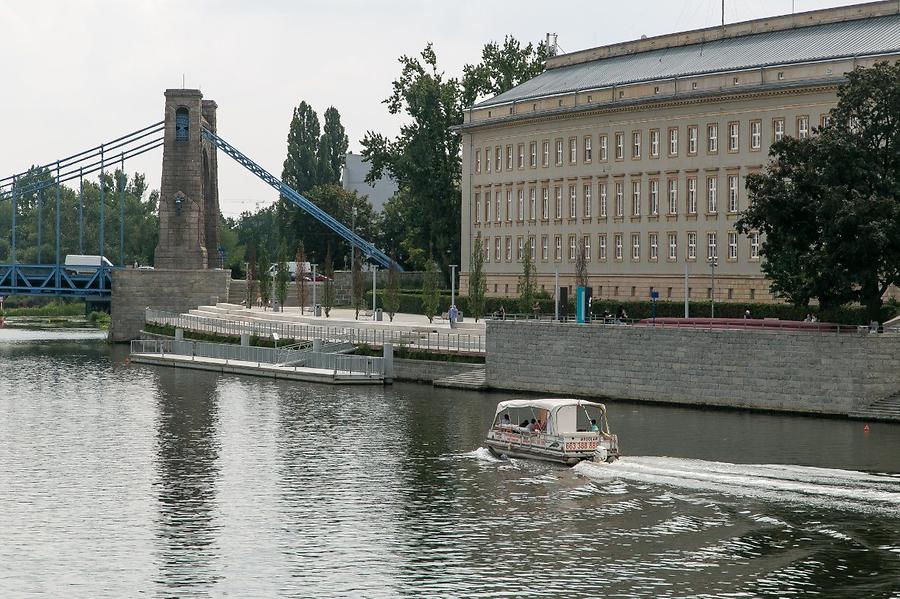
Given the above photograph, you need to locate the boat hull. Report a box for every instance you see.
[486,438,598,465]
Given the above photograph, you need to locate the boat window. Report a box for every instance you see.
[495,406,551,432]
[576,405,607,433]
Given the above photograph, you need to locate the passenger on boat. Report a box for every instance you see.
[499,414,513,428]
[520,419,530,428]
[590,419,599,432]
[534,419,544,432]
[526,419,538,432]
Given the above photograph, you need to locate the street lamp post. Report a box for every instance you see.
[708,257,719,318]
[449,264,458,308]
[312,263,317,314]
[372,265,377,320]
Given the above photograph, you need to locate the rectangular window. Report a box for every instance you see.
[495,192,501,223]
[486,147,492,173]
[631,180,641,217]
[569,185,577,219]
[798,116,810,139]
[668,179,678,215]
[583,184,592,218]
[650,129,660,157]
[707,176,717,213]
[542,188,549,219]
[584,136,592,162]
[649,232,659,260]
[583,236,591,262]
[750,120,761,150]
[728,232,737,260]
[475,150,481,174]
[506,145,513,170]
[615,182,624,217]
[821,114,832,129]
[687,231,697,260]
[494,237,502,262]
[517,144,525,169]
[555,139,563,165]
[750,232,760,259]
[688,125,698,155]
[599,135,608,161]
[728,175,739,212]
[707,232,718,260]
[517,189,525,221]
[529,236,536,260]
[554,235,562,261]
[687,178,697,214]
[529,188,536,220]
[632,131,641,159]
[615,132,624,160]
[614,233,623,260]
[505,236,512,262]
[483,236,490,262]
[517,236,524,261]
[707,124,718,153]
[530,142,537,168]
[631,233,641,261]
[506,190,512,222]
[668,232,677,260]
[649,179,659,216]
[774,119,785,143]
[555,187,562,219]
[669,127,678,156]
[569,138,577,164]
[728,122,739,152]
[599,234,607,260]
[541,235,549,260]
[568,235,577,260]
[542,141,550,166]
[484,191,491,222]
[495,146,502,172]
[599,183,608,218]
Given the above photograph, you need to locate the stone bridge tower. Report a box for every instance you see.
[154,89,220,269]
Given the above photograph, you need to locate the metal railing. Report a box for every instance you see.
[144,308,485,353]
[130,338,384,376]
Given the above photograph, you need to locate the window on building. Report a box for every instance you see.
[615,182,624,217]
[728,175,739,212]
[474,192,481,223]
[615,132,624,160]
[568,235,577,260]
[631,181,641,217]
[529,236,536,260]
[569,137,577,164]
[542,141,550,166]
[517,144,525,169]
[583,184,592,218]
[584,136,593,162]
[669,127,678,156]
[517,189,525,221]
[529,188,536,220]
[584,235,591,262]
[495,192,501,223]
[707,176,718,213]
[569,185,577,219]
[599,234,607,260]
[555,140,564,165]
[649,180,659,216]
[495,237,502,262]
[530,142,537,168]
[495,147,502,172]
[706,232,718,261]
[541,235,549,260]
[631,233,641,260]
[506,190,512,222]
[542,188,549,219]
[632,131,641,159]
[668,232,677,260]
[668,179,678,215]
[649,233,659,260]
[650,129,660,157]
[751,120,761,150]
[687,231,697,260]
[517,236,524,261]
[483,236,490,262]
[729,122,739,152]
[506,145,513,170]
[750,232,760,259]
[614,233,623,260]
[175,107,190,141]
[821,114,832,129]
[555,235,562,261]
[475,150,481,174]
[707,124,718,153]
[687,178,697,214]
[599,183,608,218]
[599,135,608,161]
[688,125,698,155]
[774,118,785,143]
[505,236,512,261]
[798,116,810,139]
[728,232,737,260]
[484,191,491,222]
[555,187,562,219]
[486,147,492,173]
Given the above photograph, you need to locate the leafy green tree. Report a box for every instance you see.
[322,247,335,317]
[738,61,900,321]
[317,106,349,185]
[282,101,321,195]
[468,232,487,322]
[304,184,376,268]
[257,247,272,310]
[384,255,401,322]
[275,244,290,311]
[461,36,549,106]
[295,242,307,315]
[421,259,442,323]
[518,238,538,314]
[351,248,364,319]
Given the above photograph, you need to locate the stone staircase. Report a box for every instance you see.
[849,392,900,422]
[433,368,488,391]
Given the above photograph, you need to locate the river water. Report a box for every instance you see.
[1,329,899,598]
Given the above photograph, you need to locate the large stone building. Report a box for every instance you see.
[458,1,900,303]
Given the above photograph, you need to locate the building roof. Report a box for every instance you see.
[475,12,900,109]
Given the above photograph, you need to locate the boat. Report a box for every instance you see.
[485,398,620,465]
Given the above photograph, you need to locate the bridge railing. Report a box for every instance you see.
[144,308,485,354]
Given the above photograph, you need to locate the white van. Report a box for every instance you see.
[64,255,113,275]
[268,261,310,281]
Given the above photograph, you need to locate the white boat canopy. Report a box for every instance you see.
[494,398,609,435]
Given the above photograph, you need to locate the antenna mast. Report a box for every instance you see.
[722,0,725,26]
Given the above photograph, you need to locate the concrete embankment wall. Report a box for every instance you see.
[394,358,483,383]
[109,269,231,343]
[486,321,900,416]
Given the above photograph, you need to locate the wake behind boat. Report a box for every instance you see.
[486,398,620,465]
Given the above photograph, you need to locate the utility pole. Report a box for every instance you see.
[684,264,690,318]
[722,0,725,26]
[450,264,458,308]
[554,265,560,321]
[372,265,377,320]
[709,258,719,318]
[312,263,317,314]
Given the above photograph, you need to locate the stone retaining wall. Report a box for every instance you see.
[393,358,484,383]
[486,321,900,416]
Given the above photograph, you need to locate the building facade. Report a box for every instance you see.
[458,1,900,303]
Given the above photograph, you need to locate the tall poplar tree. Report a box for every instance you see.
[317,106,349,185]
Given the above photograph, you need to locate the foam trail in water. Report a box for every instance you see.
[576,456,900,514]
[462,447,502,463]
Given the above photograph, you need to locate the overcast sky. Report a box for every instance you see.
[0,0,872,218]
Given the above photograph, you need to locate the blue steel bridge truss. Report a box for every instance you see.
[0,120,399,300]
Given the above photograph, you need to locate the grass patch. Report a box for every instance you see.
[0,300,86,317]
[353,343,485,364]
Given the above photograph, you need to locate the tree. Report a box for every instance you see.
[461,36,549,106]
[351,248,364,320]
[517,237,537,314]
[422,259,442,323]
[295,242,307,315]
[738,61,900,321]
[468,232,487,322]
[575,238,589,289]
[246,247,258,308]
[275,244,290,312]
[384,255,401,322]
[322,247,335,317]
[282,101,321,195]
[317,106,349,185]
[257,247,272,310]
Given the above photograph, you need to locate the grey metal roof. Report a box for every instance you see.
[475,13,900,108]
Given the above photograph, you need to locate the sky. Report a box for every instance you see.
[0,0,875,218]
